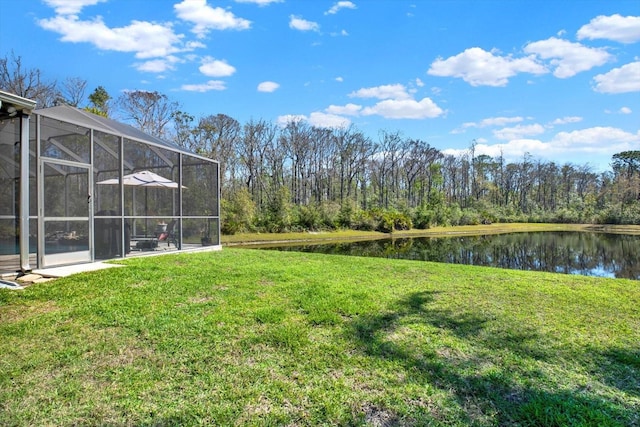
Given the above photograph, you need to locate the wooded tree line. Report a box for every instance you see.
[3,51,640,233]
[173,116,640,233]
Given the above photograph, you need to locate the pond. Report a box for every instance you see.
[256,232,640,280]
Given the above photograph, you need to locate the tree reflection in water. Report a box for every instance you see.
[263,232,640,280]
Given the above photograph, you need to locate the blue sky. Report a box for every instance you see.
[1,0,639,171]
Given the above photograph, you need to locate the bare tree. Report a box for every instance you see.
[0,51,59,108]
[280,119,313,205]
[61,76,88,107]
[336,128,373,207]
[372,130,404,209]
[192,114,242,194]
[171,110,196,151]
[116,90,179,139]
[240,119,276,207]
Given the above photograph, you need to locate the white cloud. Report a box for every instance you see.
[361,97,444,119]
[620,107,632,114]
[493,124,546,140]
[331,29,350,36]
[174,0,251,38]
[135,56,180,73]
[524,37,612,78]
[552,127,640,151]
[443,140,548,159]
[43,0,106,15]
[235,0,282,6]
[550,116,583,125]
[289,15,320,32]
[341,82,444,119]
[415,78,425,87]
[38,14,185,59]
[276,112,350,129]
[446,127,640,167]
[325,1,357,15]
[181,80,227,92]
[257,81,280,92]
[464,116,524,129]
[325,103,362,116]
[276,114,308,127]
[335,76,344,82]
[427,47,547,86]
[593,62,640,93]
[278,95,444,128]
[308,112,351,128]
[349,84,410,100]
[186,41,206,51]
[449,128,466,135]
[577,14,640,44]
[199,57,236,77]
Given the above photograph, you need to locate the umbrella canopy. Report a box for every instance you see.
[97,170,185,188]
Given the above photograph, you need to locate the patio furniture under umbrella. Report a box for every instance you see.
[97,170,185,238]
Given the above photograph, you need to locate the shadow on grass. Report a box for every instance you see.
[594,347,640,398]
[346,291,636,426]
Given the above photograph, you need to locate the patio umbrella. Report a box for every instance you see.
[97,170,185,235]
[97,170,184,189]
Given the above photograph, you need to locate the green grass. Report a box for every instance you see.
[1,248,639,426]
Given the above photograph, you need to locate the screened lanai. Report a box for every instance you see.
[0,90,220,274]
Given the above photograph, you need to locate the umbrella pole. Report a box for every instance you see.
[132,188,138,237]
[145,189,148,236]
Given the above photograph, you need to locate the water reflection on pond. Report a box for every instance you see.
[257,232,640,280]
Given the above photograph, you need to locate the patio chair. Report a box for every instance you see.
[157,219,179,249]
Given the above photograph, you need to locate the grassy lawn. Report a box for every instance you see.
[1,248,639,426]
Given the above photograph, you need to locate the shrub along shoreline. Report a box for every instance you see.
[1,246,638,425]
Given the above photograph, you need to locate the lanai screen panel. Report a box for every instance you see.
[123,138,180,219]
[121,138,181,246]
[39,117,92,262]
[0,117,20,270]
[40,116,90,163]
[182,154,220,246]
[28,121,38,265]
[29,120,37,217]
[94,131,121,216]
[93,131,123,259]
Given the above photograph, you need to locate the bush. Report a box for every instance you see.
[447,204,462,226]
[376,214,394,233]
[392,212,413,231]
[295,205,322,231]
[553,208,581,224]
[353,213,377,231]
[595,203,640,225]
[337,201,356,229]
[221,187,256,235]
[412,205,433,229]
[319,202,341,229]
[256,187,292,233]
[374,211,413,233]
[458,209,480,226]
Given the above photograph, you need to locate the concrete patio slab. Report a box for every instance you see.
[32,261,124,278]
